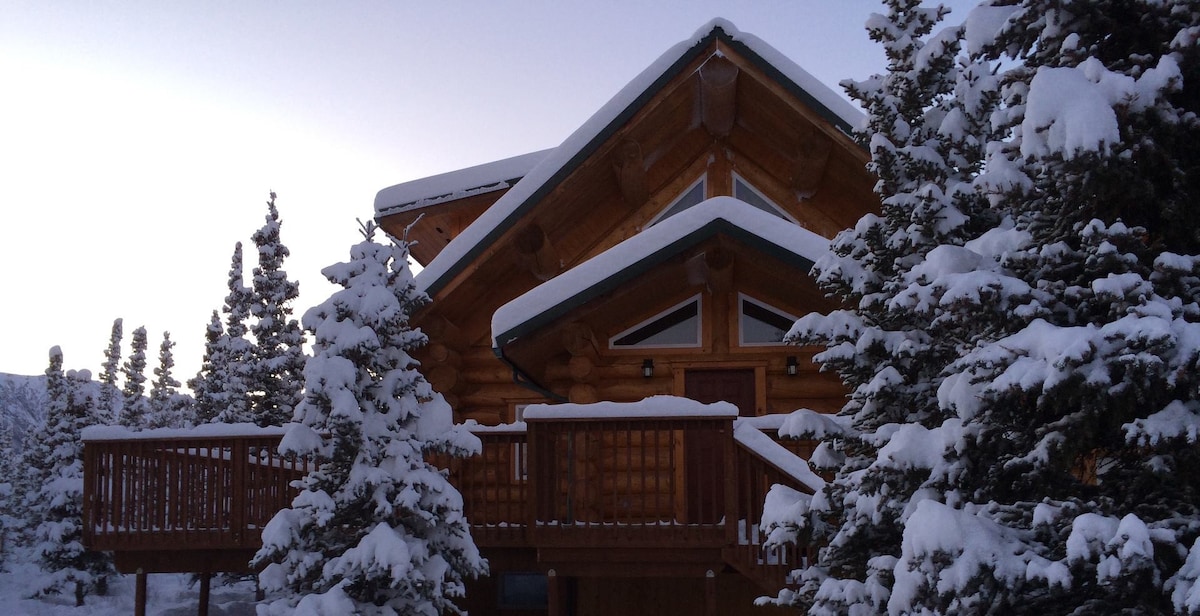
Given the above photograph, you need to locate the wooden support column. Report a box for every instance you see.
[135,569,147,616]
[705,569,717,616]
[548,569,563,616]
[700,55,739,137]
[706,247,734,354]
[198,572,211,616]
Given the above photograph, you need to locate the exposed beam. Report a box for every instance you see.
[699,55,739,137]
[422,315,468,351]
[561,321,600,359]
[513,223,561,282]
[427,364,460,393]
[612,140,648,207]
[791,126,832,197]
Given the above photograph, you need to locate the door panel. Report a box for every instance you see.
[683,369,754,523]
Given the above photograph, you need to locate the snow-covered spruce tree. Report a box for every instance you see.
[118,326,150,429]
[0,422,18,568]
[30,351,115,605]
[770,1,1200,614]
[214,242,256,424]
[147,332,194,429]
[254,221,485,615]
[247,192,306,427]
[189,310,229,424]
[770,1,1004,612]
[96,318,123,422]
[13,349,71,550]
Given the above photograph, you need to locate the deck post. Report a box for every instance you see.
[705,569,717,616]
[135,569,147,616]
[230,438,248,546]
[547,569,561,616]
[198,572,211,616]
[724,420,738,548]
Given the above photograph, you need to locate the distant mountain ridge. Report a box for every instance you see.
[0,372,47,451]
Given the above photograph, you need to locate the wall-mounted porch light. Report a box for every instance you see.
[786,356,798,376]
[642,359,654,378]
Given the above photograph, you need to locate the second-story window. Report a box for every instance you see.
[646,176,706,227]
[733,174,797,223]
[738,294,798,345]
[610,296,702,348]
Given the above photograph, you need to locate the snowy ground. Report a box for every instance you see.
[1,547,260,616]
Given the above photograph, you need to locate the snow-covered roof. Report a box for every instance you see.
[491,197,831,347]
[415,19,863,297]
[374,149,551,217]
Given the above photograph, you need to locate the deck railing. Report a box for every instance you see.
[83,431,310,552]
[524,415,731,548]
[431,426,529,546]
[83,416,819,591]
[726,428,818,591]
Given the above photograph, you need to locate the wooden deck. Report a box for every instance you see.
[82,415,817,592]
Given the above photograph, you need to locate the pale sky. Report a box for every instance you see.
[0,1,978,383]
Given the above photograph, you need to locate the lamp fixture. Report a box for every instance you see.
[642,359,654,378]
[786,356,798,377]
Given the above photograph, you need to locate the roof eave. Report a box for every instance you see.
[492,219,815,350]
[419,22,863,299]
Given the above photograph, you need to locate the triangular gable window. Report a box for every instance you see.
[610,296,702,348]
[739,294,798,346]
[733,174,797,224]
[646,177,706,227]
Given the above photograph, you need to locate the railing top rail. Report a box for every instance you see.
[523,397,738,422]
[524,414,736,424]
[82,424,289,444]
[733,422,824,494]
[463,421,528,435]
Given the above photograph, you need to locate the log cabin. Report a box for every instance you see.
[82,18,879,616]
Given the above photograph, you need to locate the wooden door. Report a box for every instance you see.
[683,369,754,523]
[684,369,756,416]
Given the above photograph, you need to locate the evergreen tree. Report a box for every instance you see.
[17,348,69,542]
[771,1,1200,613]
[214,242,255,424]
[30,351,115,604]
[254,221,485,615]
[147,332,193,429]
[247,192,306,427]
[189,310,229,424]
[118,326,150,429]
[0,423,18,568]
[96,318,123,422]
[774,1,1001,612]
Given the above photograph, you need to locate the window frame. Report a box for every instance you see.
[645,175,707,227]
[732,172,799,224]
[737,293,800,347]
[609,295,703,349]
